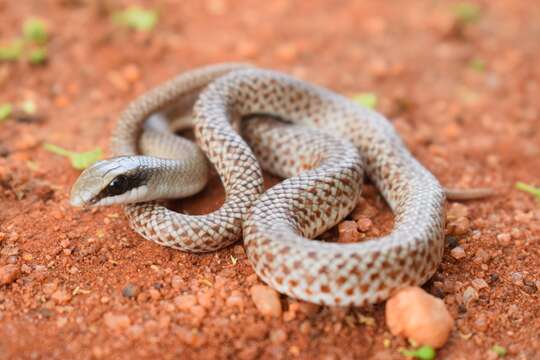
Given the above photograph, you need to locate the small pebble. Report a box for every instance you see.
[510,272,523,286]
[128,324,144,338]
[447,203,469,220]
[351,201,378,219]
[496,233,512,247]
[250,285,282,317]
[450,246,466,259]
[474,249,490,264]
[122,64,140,84]
[474,313,489,332]
[451,217,470,235]
[274,43,299,63]
[471,278,489,290]
[51,289,72,304]
[462,286,478,306]
[149,288,161,300]
[385,286,454,348]
[197,289,214,309]
[356,217,373,232]
[190,305,206,319]
[122,283,139,299]
[56,317,68,328]
[245,322,269,340]
[338,221,359,243]
[269,329,287,344]
[1,245,19,256]
[103,312,131,331]
[510,228,522,239]
[446,236,459,249]
[174,294,197,311]
[171,275,183,290]
[523,279,538,294]
[0,264,20,285]
[226,291,245,311]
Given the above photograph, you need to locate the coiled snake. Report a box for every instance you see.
[71,64,489,306]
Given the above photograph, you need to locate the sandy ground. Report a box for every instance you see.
[0,0,539,359]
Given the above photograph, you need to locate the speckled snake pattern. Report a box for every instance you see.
[111,64,446,306]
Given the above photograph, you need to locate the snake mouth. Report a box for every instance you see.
[69,191,98,207]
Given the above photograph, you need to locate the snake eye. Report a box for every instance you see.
[106,175,130,196]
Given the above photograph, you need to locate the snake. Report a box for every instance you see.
[70,64,492,306]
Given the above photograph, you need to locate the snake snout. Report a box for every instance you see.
[69,187,94,207]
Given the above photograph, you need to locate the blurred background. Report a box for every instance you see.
[0,1,538,359]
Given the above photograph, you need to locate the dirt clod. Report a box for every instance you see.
[0,264,20,285]
[386,286,454,348]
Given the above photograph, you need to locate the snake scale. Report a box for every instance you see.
[71,63,450,306]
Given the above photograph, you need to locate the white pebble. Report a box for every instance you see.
[450,246,466,259]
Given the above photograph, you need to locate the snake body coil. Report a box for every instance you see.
[72,64,446,306]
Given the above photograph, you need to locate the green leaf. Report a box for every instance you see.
[112,6,158,31]
[400,345,436,360]
[469,58,485,72]
[515,182,540,200]
[490,345,507,358]
[0,39,24,61]
[351,92,378,109]
[0,103,13,122]
[22,18,48,45]
[28,47,48,64]
[43,143,102,170]
[453,3,482,25]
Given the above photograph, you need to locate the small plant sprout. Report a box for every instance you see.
[399,345,436,360]
[351,92,378,109]
[1,18,49,64]
[43,143,102,170]
[0,103,13,122]
[452,3,482,25]
[490,345,507,358]
[515,182,540,201]
[28,47,48,65]
[112,6,159,31]
[469,58,486,72]
[22,18,48,45]
[0,39,24,61]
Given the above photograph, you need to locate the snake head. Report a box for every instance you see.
[70,156,149,207]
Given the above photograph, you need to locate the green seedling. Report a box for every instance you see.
[28,47,47,64]
[0,39,24,61]
[22,18,48,44]
[400,345,436,360]
[43,143,102,170]
[453,3,482,25]
[515,182,540,200]
[469,58,486,72]
[490,345,507,358]
[112,6,158,31]
[0,103,13,122]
